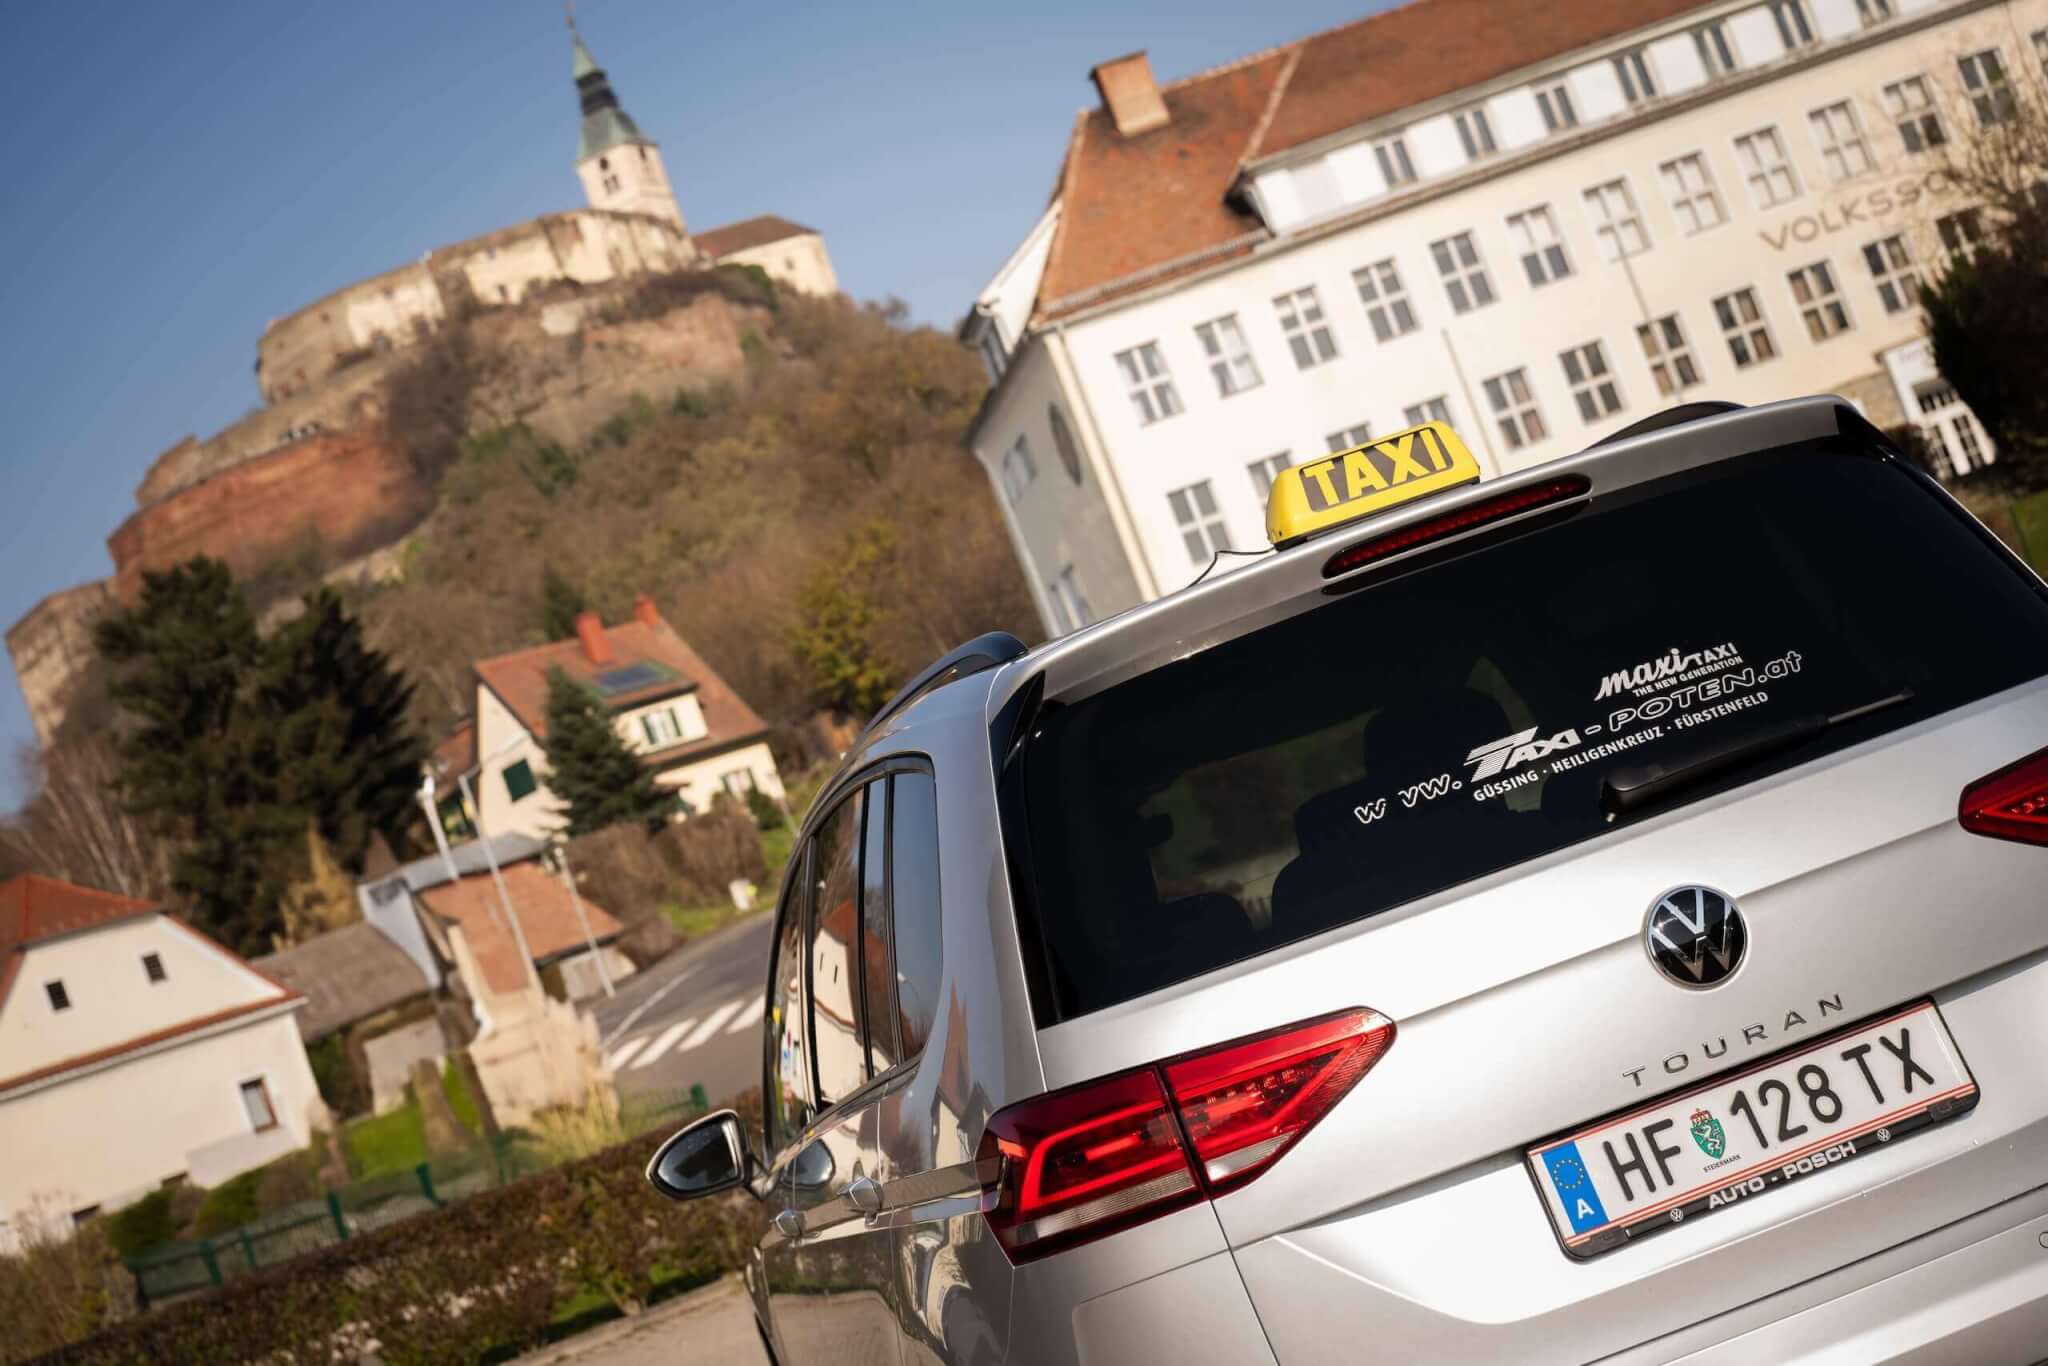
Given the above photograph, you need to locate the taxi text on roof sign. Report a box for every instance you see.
[1265,421,1482,548]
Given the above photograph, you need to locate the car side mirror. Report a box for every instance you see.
[646,1109,748,1201]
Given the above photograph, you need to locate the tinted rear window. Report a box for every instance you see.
[1014,446,2048,1019]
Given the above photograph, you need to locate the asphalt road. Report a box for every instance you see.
[591,913,775,1110]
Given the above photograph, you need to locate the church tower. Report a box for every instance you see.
[570,20,684,227]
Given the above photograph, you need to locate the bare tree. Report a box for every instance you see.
[5,740,176,900]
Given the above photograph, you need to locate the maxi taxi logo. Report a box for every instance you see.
[1463,726,1581,780]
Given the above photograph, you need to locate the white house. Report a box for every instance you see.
[468,594,786,841]
[964,0,2021,634]
[0,877,323,1248]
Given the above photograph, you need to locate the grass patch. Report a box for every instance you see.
[2012,488,2048,577]
[343,1098,428,1179]
[441,1060,482,1138]
[663,902,741,940]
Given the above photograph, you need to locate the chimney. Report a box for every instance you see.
[633,593,660,628]
[1091,52,1170,137]
[575,611,613,666]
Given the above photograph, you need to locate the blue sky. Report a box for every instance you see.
[0,0,1381,811]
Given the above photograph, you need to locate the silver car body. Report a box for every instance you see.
[728,397,2048,1365]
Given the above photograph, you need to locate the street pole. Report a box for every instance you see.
[459,769,545,995]
[552,841,614,998]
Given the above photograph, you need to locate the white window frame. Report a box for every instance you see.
[1856,0,1893,25]
[1659,152,1725,235]
[1430,232,1495,313]
[240,1077,278,1132]
[1712,288,1778,368]
[1560,342,1624,422]
[1959,49,2016,127]
[1045,566,1094,634]
[1114,342,1182,426]
[1787,260,1852,340]
[1506,205,1572,287]
[1862,233,1922,314]
[1693,23,1738,78]
[1403,396,1452,427]
[1882,76,1947,155]
[1482,368,1547,451]
[1636,314,1702,396]
[1455,107,1498,160]
[1194,314,1261,397]
[1248,452,1293,499]
[1614,50,1657,104]
[640,706,683,747]
[1809,101,1875,183]
[1354,259,1419,341]
[999,433,1037,505]
[1583,179,1649,260]
[1374,137,1416,188]
[1535,82,1577,132]
[1322,424,1371,455]
[1167,481,1230,568]
[1734,126,1801,208]
[1274,286,1339,369]
[1936,208,1987,262]
[1770,0,1814,49]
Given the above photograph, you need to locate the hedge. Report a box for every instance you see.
[37,1112,763,1366]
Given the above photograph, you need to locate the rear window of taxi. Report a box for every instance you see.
[1008,443,2048,1020]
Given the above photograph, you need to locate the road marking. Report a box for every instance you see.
[606,1036,651,1070]
[679,1000,747,1051]
[601,964,700,1047]
[725,997,766,1033]
[631,1018,696,1069]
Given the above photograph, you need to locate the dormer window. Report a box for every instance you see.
[45,980,69,1012]
[1693,22,1737,77]
[1614,50,1657,105]
[1454,108,1497,160]
[642,707,684,747]
[1535,83,1577,133]
[143,953,166,984]
[1374,137,1417,189]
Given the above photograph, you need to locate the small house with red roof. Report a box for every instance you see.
[0,876,323,1248]
[468,595,785,841]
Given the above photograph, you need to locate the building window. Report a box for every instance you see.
[1506,205,1572,287]
[601,174,622,194]
[1046,567,1094,634]
[1430,232,1495,313]
[45,980,69,1012]
[1959,50,2016,127]
[143,953,166,984]
[1560,342,1624,421]
[1248,452,1293,499]
[999,434,1037,505]
[1659,153,1726,234]
[1769,0,1814,49]
[1862,234,1922,313]
[1583,179,1649,260]
[1809,102,1875,183]
[1323,425,1371,455]
[502,759,537,803]
[1535,82,1577,132]
[1274,287,1338,368]
[1916,382,1958,416]
[976,325,1006,382]
[1194,314,1262,396]
[1788,261,1852,340]
[641,707,682,748]
[1734,127,1801,207]
[1636,315,1702,395]
[721,769,757,798]
[1048,405,1084,484]
[1856,0,1893,24]
[1353,259,1418,341]
[240,1079,278,1132]
[1712,288,1777,367]
[1693,23,1737,78]
[1403,396,1452,426]
[1374,137,1417,188]
[1114,343,1182,425]
[1482,369,1546,450]
[1167,482,1229,568]
[1883,76,1946,154]
[1455,107,1497,160]
[1936,208,1987,261]
[1614,50,1657,104]
[1948,413,1989,471]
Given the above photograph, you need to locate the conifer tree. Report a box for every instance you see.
[541,667,672,835]
[540,564,589,641]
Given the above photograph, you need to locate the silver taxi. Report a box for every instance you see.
[649,396,2048,1364]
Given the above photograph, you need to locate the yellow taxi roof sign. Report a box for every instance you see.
[1265,421,1482,548]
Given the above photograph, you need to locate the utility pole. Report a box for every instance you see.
[552,839,614,998]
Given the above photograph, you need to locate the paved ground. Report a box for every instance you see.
[591,913,776,1110]
[514,1274,769,1365]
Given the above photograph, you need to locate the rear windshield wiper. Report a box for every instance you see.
[1601,688,1914,819]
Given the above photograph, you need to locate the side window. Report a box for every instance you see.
[860,785,898,1077]
[765,850,812,1150]
[807,789,867,1109]
[889,771,943,1058]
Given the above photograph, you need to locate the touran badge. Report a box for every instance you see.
[1644,886,1747,989]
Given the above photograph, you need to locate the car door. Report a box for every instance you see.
[758,841,814,1363]
[781,779,906,1366]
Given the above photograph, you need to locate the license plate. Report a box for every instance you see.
[1528,1002,1978,1259]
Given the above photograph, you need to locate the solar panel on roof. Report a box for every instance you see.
[593,661,674,696]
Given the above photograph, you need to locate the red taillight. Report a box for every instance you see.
[1960,745,2048,845]
[979,1009,1394,1263]
[1321,475,1590,578]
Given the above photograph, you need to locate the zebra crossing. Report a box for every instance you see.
[606,994,765,1072]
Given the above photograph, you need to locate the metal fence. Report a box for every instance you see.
[126,1090,708,1308]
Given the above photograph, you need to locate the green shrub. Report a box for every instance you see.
[442,1058,482,1137]
[189,1172,262,1239]
[344,1097,428,1179]
[306,1033,367,1118]
[744,785,783,831]
[0,1215,120,1363]
[104,1191,177,1260]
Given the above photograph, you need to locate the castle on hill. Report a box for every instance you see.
[8,21,838,746]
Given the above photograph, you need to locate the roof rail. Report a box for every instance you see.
[1590,400,1745,449]
[862,631,1029,738]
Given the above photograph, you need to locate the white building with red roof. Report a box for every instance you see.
[0,876,323,1248]
[468,594,785,841]
[964,0,2013,631]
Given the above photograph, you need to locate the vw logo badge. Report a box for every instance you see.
[1644,886,1747,989]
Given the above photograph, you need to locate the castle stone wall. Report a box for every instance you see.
[5,581,116,745]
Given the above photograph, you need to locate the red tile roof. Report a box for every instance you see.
[1036,0,1713,319]
[432,718,476,778]
[417,862,625,997]
[696,215,818,259]
[473,606,769,764]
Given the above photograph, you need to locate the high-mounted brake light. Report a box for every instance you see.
[1321,474,1590,579]
[979,1009,1394,1263]
[1959,744,2048,845]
